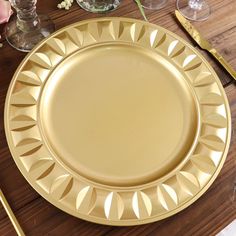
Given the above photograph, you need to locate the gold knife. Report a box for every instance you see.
[175,10,236,81]
[0,189,25,236]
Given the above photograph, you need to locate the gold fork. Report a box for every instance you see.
[0,189,25,236]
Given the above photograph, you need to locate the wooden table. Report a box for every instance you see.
[0,0,236,235]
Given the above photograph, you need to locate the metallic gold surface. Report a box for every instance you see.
[0,190,25,236]
[4,18,231,226]
[175,10,236,81]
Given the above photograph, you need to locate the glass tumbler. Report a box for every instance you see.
[140,0,168,10]
[76,0,121,13]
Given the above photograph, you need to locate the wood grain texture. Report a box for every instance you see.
[0,0,236,235]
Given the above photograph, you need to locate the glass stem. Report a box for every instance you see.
[10,0,40,32]
[188,0,204,10]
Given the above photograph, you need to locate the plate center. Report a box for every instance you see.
[40,43,198,186]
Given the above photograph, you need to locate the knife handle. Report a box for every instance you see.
[0,190,25,236]
[209,48,236,81]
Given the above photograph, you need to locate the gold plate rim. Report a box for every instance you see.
[4,17,231,226]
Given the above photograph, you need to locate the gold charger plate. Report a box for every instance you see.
[4,17,231,225]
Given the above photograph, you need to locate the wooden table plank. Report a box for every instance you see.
[0,0,236,235]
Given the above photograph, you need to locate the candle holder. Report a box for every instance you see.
[5,0,55,52]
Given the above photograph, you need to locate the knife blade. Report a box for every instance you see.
[175,10,236,81]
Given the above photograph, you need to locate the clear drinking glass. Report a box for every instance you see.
[5,0,55,52]
[140,0,168,10]
[176,0,211,21]
[76,0,121,13]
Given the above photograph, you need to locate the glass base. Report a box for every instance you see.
[141,0,168,10]
[76,0,121,13]
[5,14,55,52]
[176,0,211,21]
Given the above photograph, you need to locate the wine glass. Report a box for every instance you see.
[5,0,55,52]
[176,0,211,21]
[140,0,168,10]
